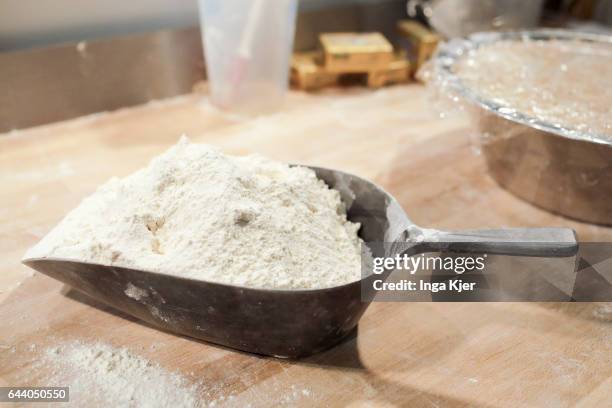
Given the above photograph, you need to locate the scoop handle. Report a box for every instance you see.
[418,228,578,257]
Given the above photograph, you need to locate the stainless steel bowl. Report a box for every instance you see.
[431,30,612,225]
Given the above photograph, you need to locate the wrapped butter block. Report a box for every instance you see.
[320,32,394,73]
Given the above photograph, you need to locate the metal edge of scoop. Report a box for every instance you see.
[431,29,612,225]
[21,165,578,358]
[22,257,368,359]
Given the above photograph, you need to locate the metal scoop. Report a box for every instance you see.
[22,166,577,358]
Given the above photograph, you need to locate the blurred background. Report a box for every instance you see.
[2,0,612,132]
[2,0,612,52]
[1,0,395,51]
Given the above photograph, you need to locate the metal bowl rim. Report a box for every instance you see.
[432,29,612,146]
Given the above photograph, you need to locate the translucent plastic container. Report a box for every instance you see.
[198,0,298,115]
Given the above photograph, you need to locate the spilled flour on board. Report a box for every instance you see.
[41,341,201,408]
[27,341,316,408]
[593,303,612,321]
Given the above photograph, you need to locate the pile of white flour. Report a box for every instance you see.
[42,341,200,407]
[25,137,362,289]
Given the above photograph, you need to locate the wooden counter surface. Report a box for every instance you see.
[1,85,611,407]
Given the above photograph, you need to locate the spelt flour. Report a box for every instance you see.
[25,137,362,289]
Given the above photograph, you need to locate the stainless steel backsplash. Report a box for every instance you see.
[0,1,404,132]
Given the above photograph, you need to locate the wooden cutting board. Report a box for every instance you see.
[1,85,611,407]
